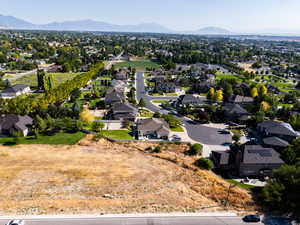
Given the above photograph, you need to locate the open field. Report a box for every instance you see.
[114,60,161,70]
[12,73,81,87]
[0,135,257,215]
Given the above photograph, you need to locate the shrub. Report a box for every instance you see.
[195,158,214,170]
[188,143,203,155]
[152,146,161,153]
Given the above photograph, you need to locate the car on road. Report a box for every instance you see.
[5,220,25,225]
[243,215,261,223]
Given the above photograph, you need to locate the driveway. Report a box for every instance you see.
[135,71,232,151]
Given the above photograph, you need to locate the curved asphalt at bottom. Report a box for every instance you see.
[136,72,232,145]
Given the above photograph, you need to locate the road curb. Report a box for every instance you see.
[0,212,238,219]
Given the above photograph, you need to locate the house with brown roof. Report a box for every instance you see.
[137,118,170,140]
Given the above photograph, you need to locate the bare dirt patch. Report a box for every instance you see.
[0,135,258,215]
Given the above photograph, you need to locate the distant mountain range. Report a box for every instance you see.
[0,14,235,35]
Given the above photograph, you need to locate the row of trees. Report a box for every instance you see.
[0,63,104,115]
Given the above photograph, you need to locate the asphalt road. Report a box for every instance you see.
[136,71,232,145]
[0,216,263,225]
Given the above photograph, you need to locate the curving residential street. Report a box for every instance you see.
[135,71,232,150]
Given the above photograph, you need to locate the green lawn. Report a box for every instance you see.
[165,93,178,96]
[139,109,154,117]
[152,99,168,104]
[12,72,81,87]
[100,130,134,140]
[114,60,161,70]
[171,126,184,132]
[0,132,86,145]
[226,179,258,190]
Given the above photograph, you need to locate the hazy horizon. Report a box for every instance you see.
[2,0,300,33]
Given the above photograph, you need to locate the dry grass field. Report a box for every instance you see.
[0,135,258,215]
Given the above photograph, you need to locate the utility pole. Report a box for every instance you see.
[225,183,236,207]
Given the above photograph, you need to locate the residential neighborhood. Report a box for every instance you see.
[0,28,299,220]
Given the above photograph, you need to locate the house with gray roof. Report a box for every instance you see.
[263,136,289,151]
[178,94,203,107]
[222,103,250,123]
[257,120,300,142]
[0,114,33,137]
[228,95,254,105]
[137,118,170,140]
[236,145,284,177]
[111,102,138,121]
[0,84,30,99]
[104,87,125,106]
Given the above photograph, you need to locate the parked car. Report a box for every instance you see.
[243,215,261,223]
[219,129,230,134]
[5,220,25,225]
[171,135,182,141]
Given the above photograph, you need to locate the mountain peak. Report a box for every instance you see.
[194,26,232,35]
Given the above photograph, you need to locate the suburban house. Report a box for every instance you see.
[115,71,128,81]
[211,151,232,170]
[222,104,250,123]
[154,77,179,93]
[111,79,126,90]
[104,87,125,105]
[111,102,138,121]
[262,136,289,151]
[212,144,285,177]
[137,118,170,140]
[235,145,284,177]
[228,95,254,105]
[193,81,214,93]
[178,94,203,107]
[0,114,33,137]
[0,84,31,99]
[257,120,300,142]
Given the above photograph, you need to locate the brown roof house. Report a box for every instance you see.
[137,118,170,140]
[0,114,33,137]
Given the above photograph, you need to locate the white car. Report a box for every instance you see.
[5,220,25,225]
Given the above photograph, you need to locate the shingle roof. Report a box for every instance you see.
[242,145,284,164]
[212,151,230,165]
[229,95,253,104]
[105,88,124,103]
[263,136,290,147]
[222,103,249,115]
[2,84,29,93]
[112,102,138,114]
[181,94,202,104]
[258,120,300,137]
[138,118,170,135]
[0,114,33,131]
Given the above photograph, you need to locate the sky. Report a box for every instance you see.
[2,0,300,32]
